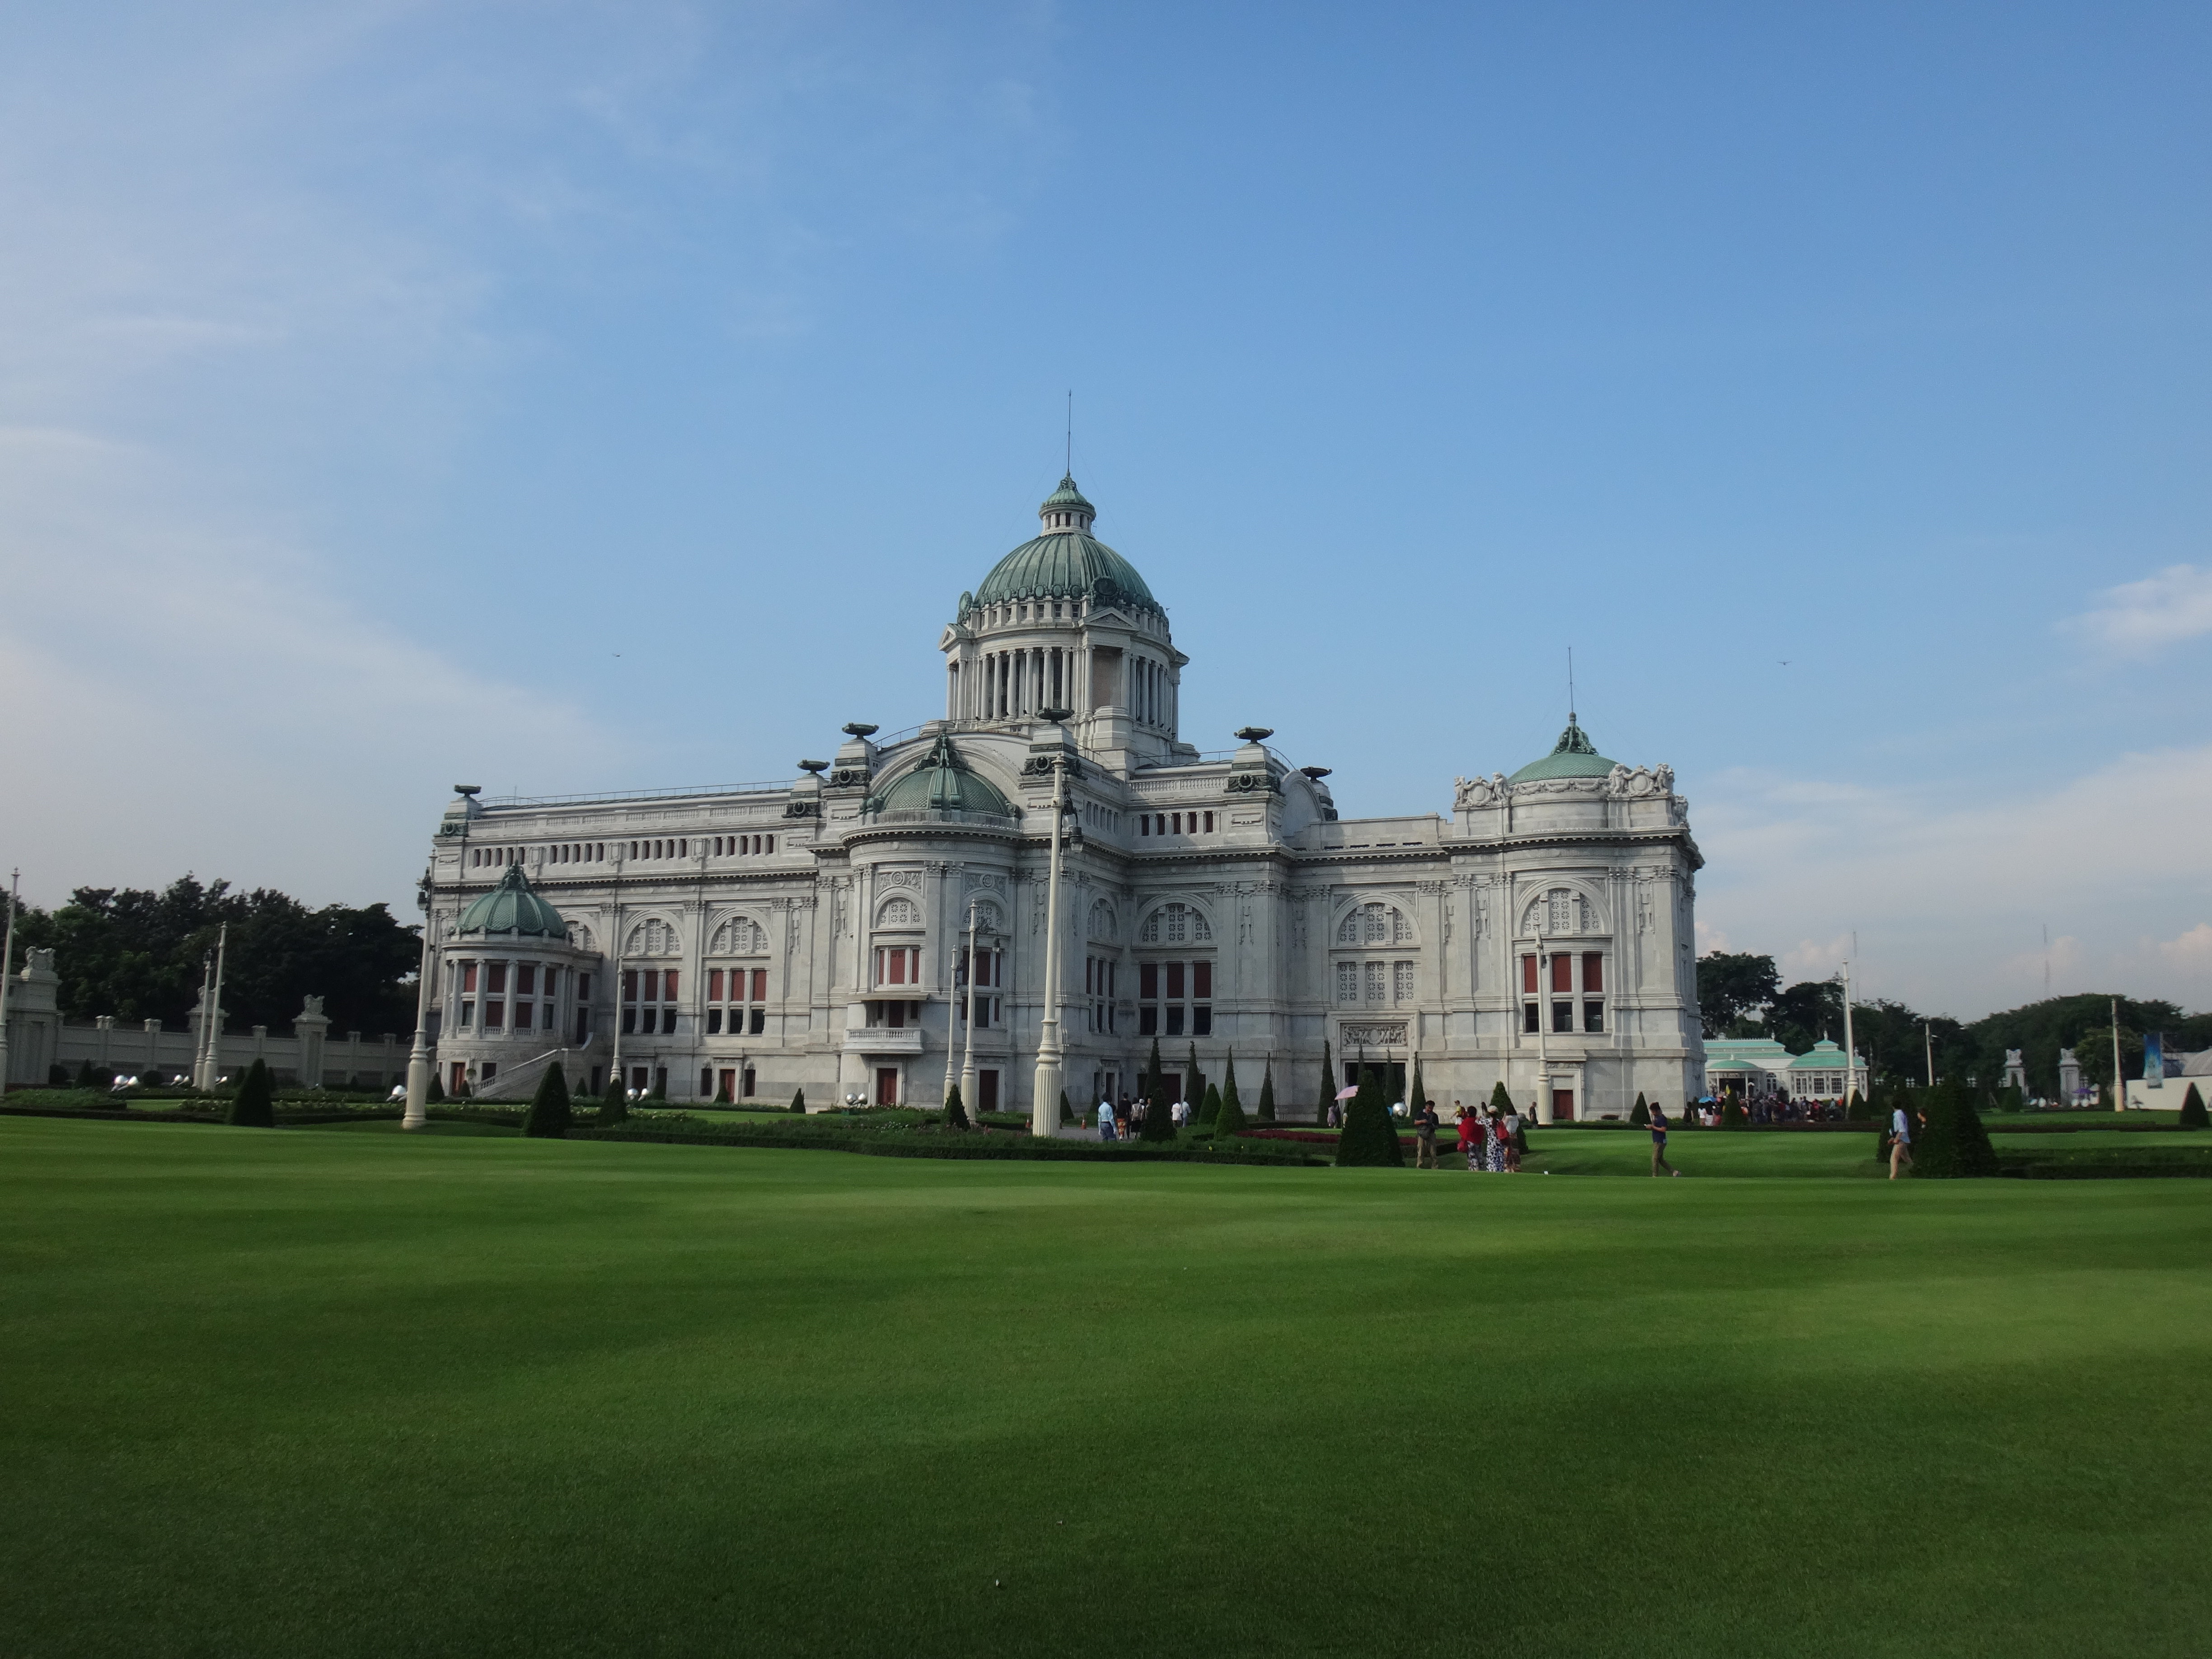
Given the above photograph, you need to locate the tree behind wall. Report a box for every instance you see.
[523,1064,571,1139]
[225,1058,275,1128]
[1335,1064,1405,1168]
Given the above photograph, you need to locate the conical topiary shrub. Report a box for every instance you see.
[791,1087,807,1115]
[1059,1088,1072,1126]
[945,1083,970,1130]
[1408,1058,1428,1119]
[225,1058,276,1128]
[1488,1081,1514,1115]
[599,1076,629,1126]
[1185,1043,1204,1118]
[2180,1082,2209,1130]
[1214,1076,1249,1142]
[1220,1054,1242,1125]
[1317,1040,1334,1122]
[1913,1079,1998,1177]
[1630,1093,1649,1127]
[1335,1064,1405,1168]
[1200,1082,1221,1131]
[1844,1089,1870,1120]
[1141,1039,1176,1141]
[426,1070,446,1105]
[1721,1097,1748,1129]
[1257,1061,1276,1122]
[523,1063,572,1138]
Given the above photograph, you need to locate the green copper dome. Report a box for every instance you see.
[457,865,568,939]
[1507,718,1620,783]
[867,733,1017,819]
[972,474,1160,617]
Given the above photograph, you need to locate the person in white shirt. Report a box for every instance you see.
[1889,1102,1912,1179]
[1097,1099,1117,1142]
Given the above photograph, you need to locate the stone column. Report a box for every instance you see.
[294,1002,330,1089]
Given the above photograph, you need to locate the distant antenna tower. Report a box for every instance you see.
[1065,390,1073,475]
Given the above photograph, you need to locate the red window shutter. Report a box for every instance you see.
[1140,962,1158,1000]
[1551,954,1572,994]
[1521,955,1537,995]
[664,970,679,1000]
[1193,961,1212,999]
[1166,962,1185,1000]
[708,969,724,1002]
[622,970,637,1002]
[1582,953,1603,994]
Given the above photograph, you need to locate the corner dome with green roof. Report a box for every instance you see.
[971,474,1161,618]
[1507,717,1621,783]
[867,733,1017,820]
[457,865,568,939]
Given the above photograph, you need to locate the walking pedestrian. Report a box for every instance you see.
[1455,1103,1478,1170]
[1097,1098,1117,1141]
[1504,1103,1524,1172]
[1486,1109,1507,1174]
[1889,1100,1912,1179]
[1650,1101,1679,1176]
[1415,1098,1439,1168]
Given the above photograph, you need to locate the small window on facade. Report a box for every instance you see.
[516,964,536,996]
[1584,1000,1605,1033]
[462,963,479,994]
[1583,953,1604,994]
[488,964,507,994]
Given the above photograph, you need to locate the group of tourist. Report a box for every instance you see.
[1728,1094,1852,1125]
[1092,1094,1176,1141]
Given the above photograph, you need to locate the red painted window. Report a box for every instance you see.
[1582,953,1603,994]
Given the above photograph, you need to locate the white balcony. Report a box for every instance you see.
[844,1027,924,1055]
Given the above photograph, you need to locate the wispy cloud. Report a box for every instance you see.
[1696,746,2212,1017]
[2066,564,2212,657]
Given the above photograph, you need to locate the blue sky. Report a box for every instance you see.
[1,1,2207,1017]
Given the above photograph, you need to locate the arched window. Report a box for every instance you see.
[709,916,768,955]
[876,896,923,928]
[1139,902,1211,945]
[1337,902,1411,946]
[1088,899,1116,943]
[566,923,595,951]
[623,918,680,957]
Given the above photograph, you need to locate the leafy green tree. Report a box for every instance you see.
[945,1083,969,1130]
[2178,1083,2207,1129]
[1912,1080,1998,1177]
[1629,1093,1649,1127]
[16,876,420,1035]
[523,1064,572,1138]
[1696,952,1780,1038]
[1335,1065,1405,1168]
[1765,979,1844,1054]
[225,1058,275,1128]
[1257,1061,1276,1122]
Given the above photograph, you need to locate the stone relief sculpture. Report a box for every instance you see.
[1453,772,1510,810]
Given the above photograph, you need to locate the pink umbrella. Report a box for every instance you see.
[1334,1085,1360,1101]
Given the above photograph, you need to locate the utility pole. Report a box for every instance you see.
[606,847,627,1102]
[1031,710,1073,1138]
[1922,1017,1934,1089]
[403,864,435,1129]
[1534,922,1552,1124]
[0,868,18,1092]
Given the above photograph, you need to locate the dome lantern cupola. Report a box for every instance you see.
[1038,474,1096,537]
[1507,716,1621,783]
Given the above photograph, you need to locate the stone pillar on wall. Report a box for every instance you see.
[144,1019,162,1072]
[294,997,330,1088]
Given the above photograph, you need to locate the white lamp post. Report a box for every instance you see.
[403,865,435,1129]
[194,922,229,1092]
[1030,709,1074,1138]
[958,895,980,1123]
[0,868,18,1091]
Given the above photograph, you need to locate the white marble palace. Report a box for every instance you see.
[423,474,1708,1121]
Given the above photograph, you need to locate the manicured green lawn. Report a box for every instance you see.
[4,1120,2209,1657]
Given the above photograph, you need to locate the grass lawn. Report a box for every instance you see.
[4,1120,2209,1657]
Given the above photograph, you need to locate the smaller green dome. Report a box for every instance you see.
[1508,718,1620,783]
[457,865,568,939]
[868,733,1016,820]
